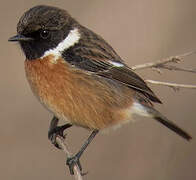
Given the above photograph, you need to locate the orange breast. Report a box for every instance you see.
[24,55,134,130]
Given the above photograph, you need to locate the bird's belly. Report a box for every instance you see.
[24,57,134,130]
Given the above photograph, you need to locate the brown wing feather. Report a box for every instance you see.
[96,64,162,103]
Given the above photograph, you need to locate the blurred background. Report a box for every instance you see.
[1,0,196,179]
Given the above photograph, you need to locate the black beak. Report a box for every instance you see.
[8,34,33,42]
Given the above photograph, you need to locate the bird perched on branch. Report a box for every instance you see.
[9,5,191,175]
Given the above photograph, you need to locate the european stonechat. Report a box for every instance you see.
[9,5,191,175]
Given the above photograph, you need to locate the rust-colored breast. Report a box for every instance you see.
[25,56,134,130]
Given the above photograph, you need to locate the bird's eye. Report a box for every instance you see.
[40,30,50,39]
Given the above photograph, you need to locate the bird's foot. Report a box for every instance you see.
[66,154,82,175]
[48,125,70,149]
[66,154,87,175]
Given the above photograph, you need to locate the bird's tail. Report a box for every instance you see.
[131,102,192,141]
[154,116,191,141]
[148,106,191,141]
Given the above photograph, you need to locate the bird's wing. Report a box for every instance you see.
[62,28,162,104]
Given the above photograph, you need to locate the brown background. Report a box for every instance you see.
[1,0,196,180]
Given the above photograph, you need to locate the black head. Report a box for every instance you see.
[9,5,78,60]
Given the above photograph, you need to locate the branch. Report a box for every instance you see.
[158,64,196,73]
[131,51,196,90]
[56,136,83,180]
[131,51,196,71]
[146,80,196,91]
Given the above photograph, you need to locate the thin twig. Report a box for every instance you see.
[159,65,196,73]
[131,51,196,90]
[132,51,196,71]
[146,79,196,91]
[56,136,83,180]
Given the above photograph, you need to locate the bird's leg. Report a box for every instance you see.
[48,116,72,149]
[66,129,99,175]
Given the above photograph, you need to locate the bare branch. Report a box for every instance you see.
[146,80,196,91]
[56,136,83,180]
[132,51,196,71]
[159,65,196,73]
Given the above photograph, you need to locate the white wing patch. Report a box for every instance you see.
[108,60,124,67]
[41,28,81,60]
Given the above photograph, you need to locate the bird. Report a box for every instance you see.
[9,5,191,175]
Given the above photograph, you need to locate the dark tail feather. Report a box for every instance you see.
[154,116,192,141]
[134,103,192,141]
[144,105,192,141]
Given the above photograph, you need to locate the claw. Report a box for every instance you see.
[48,124,72,149]
[66,155,82,175]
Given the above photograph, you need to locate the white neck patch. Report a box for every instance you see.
[41,28,81,60]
